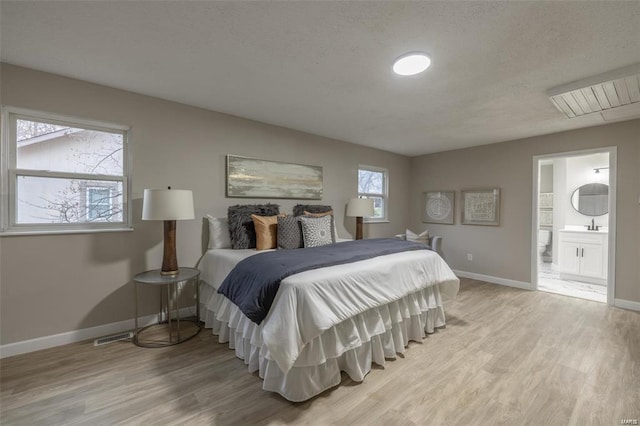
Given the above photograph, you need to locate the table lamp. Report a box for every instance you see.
[346,198,374,240]
[142,187,195,275]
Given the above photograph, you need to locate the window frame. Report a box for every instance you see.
[357,164,389,223]
[1,106,133,235]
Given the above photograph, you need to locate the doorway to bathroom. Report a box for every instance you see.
[531,147,617,305]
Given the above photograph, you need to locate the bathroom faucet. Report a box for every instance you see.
[586,218,600,231]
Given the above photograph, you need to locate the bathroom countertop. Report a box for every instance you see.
[561,226,608,233]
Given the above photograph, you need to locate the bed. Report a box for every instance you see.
[198,238,459,402]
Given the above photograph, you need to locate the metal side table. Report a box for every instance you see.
[133,267,201,347]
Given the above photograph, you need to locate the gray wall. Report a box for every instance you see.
[540,164,553,193]
[409,120,640,303]
[0,64,411,345]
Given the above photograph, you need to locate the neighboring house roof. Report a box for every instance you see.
[17,128,82,148]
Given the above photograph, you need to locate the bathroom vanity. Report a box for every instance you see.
[558,228,608,285]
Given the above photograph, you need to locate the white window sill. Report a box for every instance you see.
[0,227,134,237]
[364,220,390,224]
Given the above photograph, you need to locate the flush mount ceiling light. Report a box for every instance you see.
[392,52,431,76]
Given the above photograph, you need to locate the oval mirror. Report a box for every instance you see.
[570,183,609,216]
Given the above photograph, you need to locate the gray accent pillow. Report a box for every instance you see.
[293,204,332,216]
[277,215,304,249]
[300,216,334,247]
[228,204,280,249]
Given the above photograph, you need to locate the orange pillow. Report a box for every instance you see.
[303,210,333,218]
[251,214,282,250]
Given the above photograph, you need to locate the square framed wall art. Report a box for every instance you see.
[461,188,501,226]
[422,191,455,224]
[539,209,553,227]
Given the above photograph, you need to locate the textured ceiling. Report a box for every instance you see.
[1,1,639,156]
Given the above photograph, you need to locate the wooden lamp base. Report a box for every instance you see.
[161,220,179,275]
[355,216,364,240]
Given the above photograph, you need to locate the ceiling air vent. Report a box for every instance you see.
[548,64,640,120]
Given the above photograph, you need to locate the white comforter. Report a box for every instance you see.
[199,246,459,374]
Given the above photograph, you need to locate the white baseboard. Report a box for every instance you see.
[453,270,532,291]
[614,298,640,312]
[0,307,196,359]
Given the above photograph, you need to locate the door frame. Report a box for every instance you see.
[530,146,617,305]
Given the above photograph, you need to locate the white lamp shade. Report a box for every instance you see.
[346,198,374,217]
[142,189,195,220]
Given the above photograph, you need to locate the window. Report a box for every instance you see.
[357,165,388,222]
[1,107,131,234]
[86,186,115,221]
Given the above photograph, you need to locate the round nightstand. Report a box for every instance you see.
[133,267,201,347]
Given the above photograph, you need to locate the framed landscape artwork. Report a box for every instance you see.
[462,188,501,226]
[422,191,455,224]
[226,155,323,199]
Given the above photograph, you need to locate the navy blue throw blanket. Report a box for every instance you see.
[218,238,429,324]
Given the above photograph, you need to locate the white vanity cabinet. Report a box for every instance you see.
[558,229,608,285]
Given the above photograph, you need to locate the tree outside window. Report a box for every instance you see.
[2,107,131,234]
[358,166,388,221]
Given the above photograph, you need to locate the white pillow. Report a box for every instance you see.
[300,216,334,247]
[206,215,231,249]
[406,229,429,244]
[303,210,339,241]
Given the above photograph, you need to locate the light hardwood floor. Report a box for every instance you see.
[1,278,639,425]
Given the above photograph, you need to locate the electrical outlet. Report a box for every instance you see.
[467,253,473,261]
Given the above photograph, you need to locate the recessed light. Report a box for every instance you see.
[392,52,431,76]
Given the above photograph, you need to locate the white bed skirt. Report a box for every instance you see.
[199,283,447,402]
